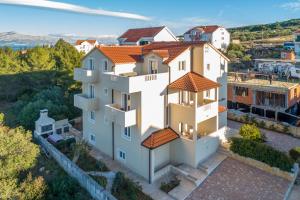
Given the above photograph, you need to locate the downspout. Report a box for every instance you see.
[149,149,152,184]
[112,89,115,160]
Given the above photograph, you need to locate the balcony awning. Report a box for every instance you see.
[142,128,179,150]
[168,72,220,92]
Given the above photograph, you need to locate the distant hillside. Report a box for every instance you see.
[228,18,300,42]
[0,31,117,49]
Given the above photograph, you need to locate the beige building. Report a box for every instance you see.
[74,41,229,183]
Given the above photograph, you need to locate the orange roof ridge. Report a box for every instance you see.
[142,128,179,149]
[168,72,220,92]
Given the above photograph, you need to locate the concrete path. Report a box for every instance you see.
[289,184,300,200]
[228,120,300,152]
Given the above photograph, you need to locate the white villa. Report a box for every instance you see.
[75,40,99,54]
[183,25,230,50]
[74,40,229,183]
[118,26,177,46]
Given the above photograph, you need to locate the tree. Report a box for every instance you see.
[239,124,262,141]
[0,126,46,199]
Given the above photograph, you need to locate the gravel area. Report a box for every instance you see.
[186,158,290,200]
[228,120,300,152]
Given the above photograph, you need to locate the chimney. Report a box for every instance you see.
[40,109,48,118]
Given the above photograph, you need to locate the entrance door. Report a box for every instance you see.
[121,93,131,111]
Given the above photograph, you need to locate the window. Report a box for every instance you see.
[123,127,131,140]
[121,93,131,111]
[206,90,210,98]
[234,86,249,96]
[294,88,297,98]
[149,60,158,74]
[207,64,210,70]
[90,111,95,121]
[56,128,62,135]
[179,122,183,134]
[88,58,94,70]
[103,60,108,72]
[221,37,225,40]
[90,134,96,144]
[63,126,69,133]
[89,84,95,98]
[178,61,186,70]
[221,32,225,35]
[41,124,52,132]
[205,46,209,53]
[104,88,108,96]
[118,149,126,161]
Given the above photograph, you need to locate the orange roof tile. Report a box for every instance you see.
[148,50,169,59]
[142,128,179,149]
[168,72,220,92]
[119,26,165,43]
[218,105,227,113]
[97,46,142,64]
[76,40,97,45]
[294,30,300,34]
[185,25,221,34]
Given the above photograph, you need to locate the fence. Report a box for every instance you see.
[34,132,116,200]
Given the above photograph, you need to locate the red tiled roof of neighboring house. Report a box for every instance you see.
[185,25,221,34]
[76,40,97,45]
[218,105,227,113]
[142,128,179,149]
[97,46,143,64]
[147,49,169,59]
[168,72,220,92]
[118,26,165,43]
[294,30,300,34]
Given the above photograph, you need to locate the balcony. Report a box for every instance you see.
[196,101,218,122]
[105,104,136,127]
[74,68,99,83]
[74,94,99,111]
[103,72,169,93]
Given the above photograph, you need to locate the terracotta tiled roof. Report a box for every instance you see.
[168,72,220,92]
[218,105,227,113]
[76,40,97,45]
[294,30,300,34]
[148,50,169,59]
[185,25,221,34]
[97,46,142,64]
[142,128,179,149]
[119,26,165,43]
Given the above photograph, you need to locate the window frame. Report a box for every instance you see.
[122,127,131,141]
[102,59,109,72]
[117,149,126,162]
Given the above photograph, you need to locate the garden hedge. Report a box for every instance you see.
[230,137,294,172]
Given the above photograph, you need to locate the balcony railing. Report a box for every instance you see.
[74,68,99,83]
[196,101,218,122]
[104,104,136,127]
[103,72,169,93]
[74,94,99,111]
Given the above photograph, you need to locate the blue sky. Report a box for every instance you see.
[0,0,300,37]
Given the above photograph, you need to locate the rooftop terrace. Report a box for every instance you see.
[228,75,299,92]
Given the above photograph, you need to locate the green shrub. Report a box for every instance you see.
[282,125,290,135]
[289,147,300,162]
[92,176,107,189]
[230,138,294,172]
[111,172,152,200]
[239,124,262,141]
[258,120,266,128]
[160,177,180,193]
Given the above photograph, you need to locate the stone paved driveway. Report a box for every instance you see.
[186,158,290,200]
[228,120,300,152]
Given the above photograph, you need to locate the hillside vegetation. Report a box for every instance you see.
[229,18,300,42]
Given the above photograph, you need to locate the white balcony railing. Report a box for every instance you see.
[74,94,99,111]
[104,104,136,127]
[196,101,218,123]
[104,72,169,93]
[74,68,99,83]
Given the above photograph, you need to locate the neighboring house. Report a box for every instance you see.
[75,40,99,54]
[228,75,300,123]
[283,41,295,50]
[117,26,177,46]
[35,109,70,136]
[281,50,295,61]
[73,41,229,183]
[294,30,300,59]
[183,25,230,50]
